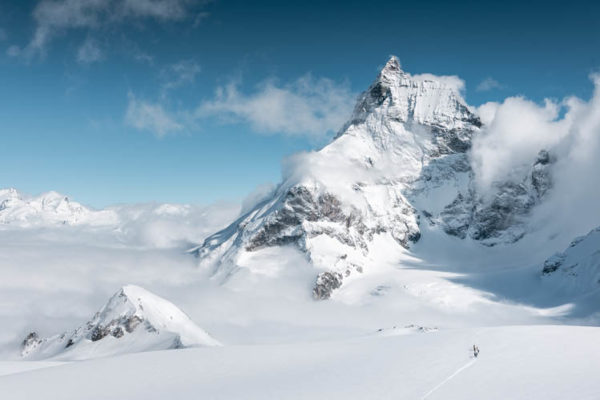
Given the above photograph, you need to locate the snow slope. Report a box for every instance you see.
[1,325,599,400]
[542,226,600,297]
[21,285,220,360]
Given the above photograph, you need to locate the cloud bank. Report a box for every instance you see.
[472,97,571,188]
[472,74,600,241]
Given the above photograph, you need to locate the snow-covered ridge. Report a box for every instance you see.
[21,285,220,360]
[542,226,600,295]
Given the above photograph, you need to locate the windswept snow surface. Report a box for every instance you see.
[1,215,599,398]
[1,326,599,400]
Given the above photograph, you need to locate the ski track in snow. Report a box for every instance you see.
[421,358,477,399]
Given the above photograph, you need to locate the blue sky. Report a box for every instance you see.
[0,0,598,207]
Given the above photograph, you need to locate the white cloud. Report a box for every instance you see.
[240,183,276,214]
[472,97,570,189]
[76,37,103,64]
[12,0,200,58]
[476,77,503,92]
[412,73,466,93]
[161,60,201,91]
[197,75,356,138]
[125,94,183,137]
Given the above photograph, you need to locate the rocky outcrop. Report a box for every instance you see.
[313,272,344,300]
[21,332,42,357]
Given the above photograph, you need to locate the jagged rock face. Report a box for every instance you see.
[313,272,344,300]
[439,150,554,246]
[245,186,358,251]
[21,285,219,360]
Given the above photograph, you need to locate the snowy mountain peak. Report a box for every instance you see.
[193,57,486,297]
[21,285,220,360]
[378,55,404,80]
[192,57,554,299]
[342,55,480,157]
[0,188,117,227]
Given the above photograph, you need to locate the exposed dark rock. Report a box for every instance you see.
[112,326,124,338]
[470,182,534,242]
[531,150,554,198]
[90,326,110,342]
[22,332,41,349]
[542,254,566,274]
[21,332,43,357]
[440,150,555,245]
[125,315,143,333]
[245,186,371,252]
[313,271,343,300]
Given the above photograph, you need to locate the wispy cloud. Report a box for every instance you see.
[76,37,103,64]
[476,77,503,92]
[125,72,354,140]
[161,60,201,92]
[197,75,355,138]
[125,93,183,138]
[10,0,201,59]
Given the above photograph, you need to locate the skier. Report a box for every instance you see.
[473,344,480,358]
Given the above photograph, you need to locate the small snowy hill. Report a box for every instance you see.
[542,226,600,295]
[21,285,220,360]
[192,56,553,298]
[0,188,117,228]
